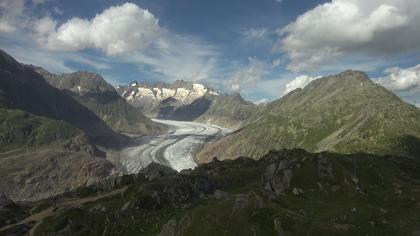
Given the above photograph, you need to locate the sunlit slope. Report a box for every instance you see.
[198,70,420,161]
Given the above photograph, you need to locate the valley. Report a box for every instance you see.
[117,119,229,173]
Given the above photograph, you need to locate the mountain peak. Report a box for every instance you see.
[0,49,24,72]
[301,70,375,97]
[52,71,115,94]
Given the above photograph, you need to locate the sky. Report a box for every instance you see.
[0,0,419,105]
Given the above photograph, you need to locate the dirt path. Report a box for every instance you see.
[0,186,129,236]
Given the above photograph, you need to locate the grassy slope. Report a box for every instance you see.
[195,94,258,129]
[37,70,165,135]
[0,108,79,152]
[23,150,420,236]
[198,71,420,161]
[71,91,165,135]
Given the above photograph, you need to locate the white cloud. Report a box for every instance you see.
[277,0,420,72]
[243,28,268,41]
[376,64,420,92]
[2,42,112,73]
[271,58,284,68]
[225,57,264,92]
[126,34,219,81]
[253,98,268,105]
[53,6,63,15]
[31,0,49,4]
[0,0,26,33]
[35,3,161,56]
[31,3,220,82]
[283,75,321,95]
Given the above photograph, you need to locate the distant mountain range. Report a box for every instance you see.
[31,67,166,135]
[198,70,420,162]
[117,80,257,128]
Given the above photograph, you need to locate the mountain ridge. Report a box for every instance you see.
[0,49,123,201]
[197,70,420,162]
[30,67,166,135]
[117,80,257,128]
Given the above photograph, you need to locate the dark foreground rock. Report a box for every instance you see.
[2,149,420,236]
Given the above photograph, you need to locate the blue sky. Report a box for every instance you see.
[1,0,419,105]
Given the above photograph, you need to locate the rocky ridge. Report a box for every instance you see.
[117,80,257,128]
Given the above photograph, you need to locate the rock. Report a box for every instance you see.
[262,160,294,197]
[273,218,286,236]
[214,190,229,200]
[158,219,177,236]
[157,215,193,236]
[139,162,177,181]
[317,156,334,178]
[292,188,304,196]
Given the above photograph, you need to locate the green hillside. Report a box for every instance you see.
[198,71,420,161]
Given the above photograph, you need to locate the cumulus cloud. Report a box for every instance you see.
[283,75,321,95]
[225,57,264,92]
[10,2,218,82]
[35,3,161,56]
[376,64,420,92]
[277,0,420,72]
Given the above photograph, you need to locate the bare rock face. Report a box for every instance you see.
[262,160,294,197]
[0,149,120,202]
[139,162,178,181]
[157,215,193,236]
[63,134,102,156]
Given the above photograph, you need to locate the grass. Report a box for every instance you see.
[31,149,420,236]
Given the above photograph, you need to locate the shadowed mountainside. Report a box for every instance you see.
[31,67,166,135]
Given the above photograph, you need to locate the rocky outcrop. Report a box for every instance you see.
[139,162,178,181]
[262,160,293,197]
[6,149,420,235]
